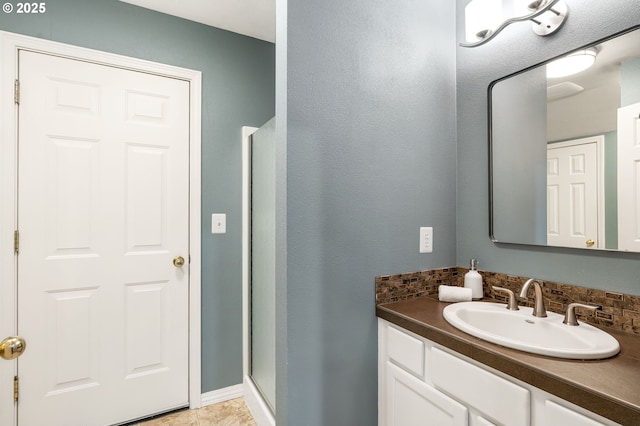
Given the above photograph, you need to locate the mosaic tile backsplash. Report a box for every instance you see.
[376,267,640,335]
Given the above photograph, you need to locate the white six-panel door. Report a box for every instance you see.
[547,138,602,249]
[617,102,640,252]
[17,50,190,425]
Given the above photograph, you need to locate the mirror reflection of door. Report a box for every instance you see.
[617,102,640,251]
[546,137,604,249]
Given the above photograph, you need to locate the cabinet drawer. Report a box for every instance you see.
[544,400,606,426]
[431,347,530,426]
[476,416,497,426]
[386,325,424,377]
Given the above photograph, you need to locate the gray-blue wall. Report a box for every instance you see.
[0,0,275,393]
[621,56,640,107]
[603,131,618,250]
[456,0,640,294]
[277,0,457,424]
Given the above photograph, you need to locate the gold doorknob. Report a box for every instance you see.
[586,239,595,247]
[173,256,185,267]
[0,336,26,360]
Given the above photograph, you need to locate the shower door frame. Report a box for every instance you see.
[241,126,276,426]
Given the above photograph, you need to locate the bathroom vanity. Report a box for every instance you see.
[377,297,640,426]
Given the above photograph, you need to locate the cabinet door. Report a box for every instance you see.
[386,362,468,426]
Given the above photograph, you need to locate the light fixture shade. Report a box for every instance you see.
[464,0,503,42]
[512,0,535,16]
[465,0,531,42]
[546,48,597,79]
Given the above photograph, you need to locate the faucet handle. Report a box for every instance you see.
[492,286,519,311]
[563,303,602,326]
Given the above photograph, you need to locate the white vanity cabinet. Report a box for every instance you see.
[378,319,618,426]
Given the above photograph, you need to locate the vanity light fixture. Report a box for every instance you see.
[462,0,569,48]
[546,47,597,78]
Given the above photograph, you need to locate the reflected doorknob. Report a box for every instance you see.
[0,336,26,360]
[586,239,595,247]
[173,256,185,267]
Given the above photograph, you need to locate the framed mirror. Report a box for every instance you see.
[490,26,640,252]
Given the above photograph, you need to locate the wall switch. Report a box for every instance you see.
[419,227,433,253]
[212,214,227,234]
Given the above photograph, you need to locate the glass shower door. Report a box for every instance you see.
[250,118,276,413]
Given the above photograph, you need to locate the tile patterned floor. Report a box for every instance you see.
[137,398,257,426]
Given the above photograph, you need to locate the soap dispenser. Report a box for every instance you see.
[464,259,483,300]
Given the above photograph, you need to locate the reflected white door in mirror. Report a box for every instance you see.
[546,136,604,249]
[617,102,640,252]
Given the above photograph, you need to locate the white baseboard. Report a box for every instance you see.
[243,377,275,426]
[201,384,244,407]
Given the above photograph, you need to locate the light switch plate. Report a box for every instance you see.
[212,213,227,234]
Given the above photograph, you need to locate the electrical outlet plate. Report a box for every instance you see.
[419,227,433,253]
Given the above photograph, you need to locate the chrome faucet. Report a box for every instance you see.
[518,279,547,317]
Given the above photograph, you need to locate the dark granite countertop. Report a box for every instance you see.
[376,297,640,425]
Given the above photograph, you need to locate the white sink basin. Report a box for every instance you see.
[443,302,620,359]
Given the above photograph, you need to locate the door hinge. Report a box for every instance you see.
[14,230,19,254]
[14,80,20,105]
[13,376,18,403]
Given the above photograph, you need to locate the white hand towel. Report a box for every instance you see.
[438,285,472,303]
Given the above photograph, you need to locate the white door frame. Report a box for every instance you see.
[547,135,606,249]
[0,31,202,423]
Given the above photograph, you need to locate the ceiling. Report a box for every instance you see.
[120,0,275,43]
[545,28,640,141]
